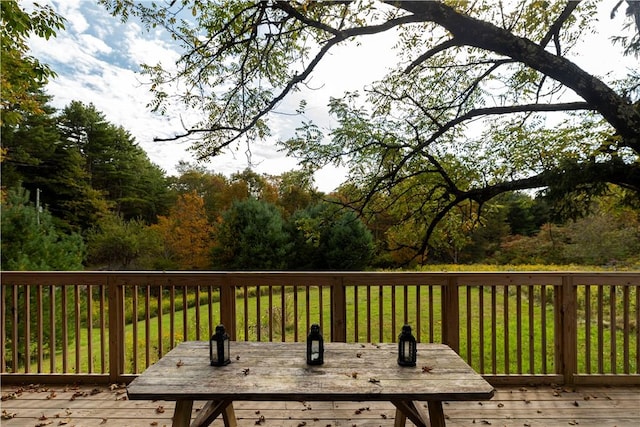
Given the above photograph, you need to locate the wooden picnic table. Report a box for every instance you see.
[127,341,494,427]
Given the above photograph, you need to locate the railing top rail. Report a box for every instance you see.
[1,270,637,287]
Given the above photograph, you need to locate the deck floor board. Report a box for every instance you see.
[1,384,638,427]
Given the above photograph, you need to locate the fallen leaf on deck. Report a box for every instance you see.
[1,392,17,401]
[1,410,17,420]
[156,405,165,414]
[39,414,49,420]
[100,418,107,424]
[176,360,184,367]
[421,366,433,373]
[47,391,57,399]
[368,378,380,384]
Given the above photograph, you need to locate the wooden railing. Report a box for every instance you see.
[1,271,638,386]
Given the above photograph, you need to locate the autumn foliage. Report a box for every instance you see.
[152,191,213,270]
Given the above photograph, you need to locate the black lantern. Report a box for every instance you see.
[306,323,324,365]
[210,324,230,366]
[397,324,417,366]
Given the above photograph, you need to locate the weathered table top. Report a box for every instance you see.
[127,341,494,402]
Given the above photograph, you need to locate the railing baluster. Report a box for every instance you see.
[366,285,371,343]
[145,286,151,368]
[305,286,310,338]
[87,284,93,374]
[528,286,534,374]
[243,286,249,341]
[158,285,163,359]
[391,286,396,342]
[541,285,548,374]
[24,284,30,373]
[503,285,509,375]
[491,286,497,375]
[319,286,324,331]
[378,286,383,343]
[207,285,213,341]
[74,285,80,373]
[478,285,484,374]
[182,286,188,341]
[11,285,20,372]
[195,285,201,341]
[610,285,617,374]
[416,286,422,343]
[132,285,138,373]
[49,285,55,373]
[100,284,106,373]
[597,285,604,373]
[585,285,591,373]
[37,285,43,373]
[169,285,175,349]
[281,286,286,342]
[257,286,262,341]
[428,285,434,343]
[466,286,472,363]
[623,285,630,374]
[516,285,522,374]
[62,286,68,373]
[353,286,359,342]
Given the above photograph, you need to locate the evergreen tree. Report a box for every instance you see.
[1,187,85,270]
[212,199,290,270]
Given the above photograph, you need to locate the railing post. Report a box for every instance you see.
[331,276,347,342]
[108,276,125,383]
[219,283,237,340]
[556,275,577,385]
[442,276,460,353]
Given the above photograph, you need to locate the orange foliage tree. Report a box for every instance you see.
[152,191,213,269]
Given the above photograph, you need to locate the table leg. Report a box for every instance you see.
[172,400,193,427]
[426,401,446,427]
[391,400,430,427]
[191,399,237,427]
[393,407,407,427]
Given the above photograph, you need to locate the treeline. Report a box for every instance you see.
[2,97,639,271]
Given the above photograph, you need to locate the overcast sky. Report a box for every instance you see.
[29,1,635,193]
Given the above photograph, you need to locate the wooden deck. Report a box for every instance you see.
[1,384,638,427]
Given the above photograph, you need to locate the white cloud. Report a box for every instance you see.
[125,25,180,69]
[78,33,112,55]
